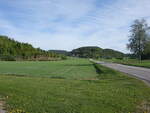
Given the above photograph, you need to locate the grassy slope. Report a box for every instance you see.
[0,59,150,113]
[100,58,150,68]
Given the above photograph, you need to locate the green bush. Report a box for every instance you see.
[61,55,67,60]
[0,55,16,61]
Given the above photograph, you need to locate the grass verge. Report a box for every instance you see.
[99,58,150,68]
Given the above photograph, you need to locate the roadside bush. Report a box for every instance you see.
[0,55,16,61]
[116,57,123,60]
[61,55,67,60]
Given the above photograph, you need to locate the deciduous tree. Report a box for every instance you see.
[127,19,150,60]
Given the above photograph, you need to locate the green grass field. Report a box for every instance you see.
[0,59,150,113]
[100,58,150,68]
[0,58,98,79]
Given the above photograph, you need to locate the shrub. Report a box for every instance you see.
[0,55,16,61]
[61,55,67,60]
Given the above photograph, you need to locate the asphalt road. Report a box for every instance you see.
[93,60,150,84]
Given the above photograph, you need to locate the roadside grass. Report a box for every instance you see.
[0,59,150,113]
[100,58,150,68]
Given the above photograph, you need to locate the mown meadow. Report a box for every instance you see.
[0,58,98,79]
[0,58,150,113]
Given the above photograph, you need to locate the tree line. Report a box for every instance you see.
[0,35,66,61]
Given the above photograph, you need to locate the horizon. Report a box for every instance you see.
[0,0,150,53]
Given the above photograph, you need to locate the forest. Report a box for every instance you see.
[0,35,64,61]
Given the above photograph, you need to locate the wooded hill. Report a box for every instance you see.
[70,46,125,59]
[48,50,68,55]
[0,35,63,61]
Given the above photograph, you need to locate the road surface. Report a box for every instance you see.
[93,60,150,85]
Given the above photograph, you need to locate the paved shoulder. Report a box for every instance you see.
[93,60,150,84]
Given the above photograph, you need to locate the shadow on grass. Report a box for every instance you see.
[93,63,103,74]
[50,76,66,79]
[1,74,28,77]
[64,64,92,67]
[0,74,66,79]
[92,63,121,80]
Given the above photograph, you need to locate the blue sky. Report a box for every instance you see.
[0,0,150,53]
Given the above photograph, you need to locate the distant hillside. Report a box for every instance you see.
[70,46,125,59]
[102,49,124,59]
[0,35,62,61]
[49,50,68,55]
[70,46,103,58]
